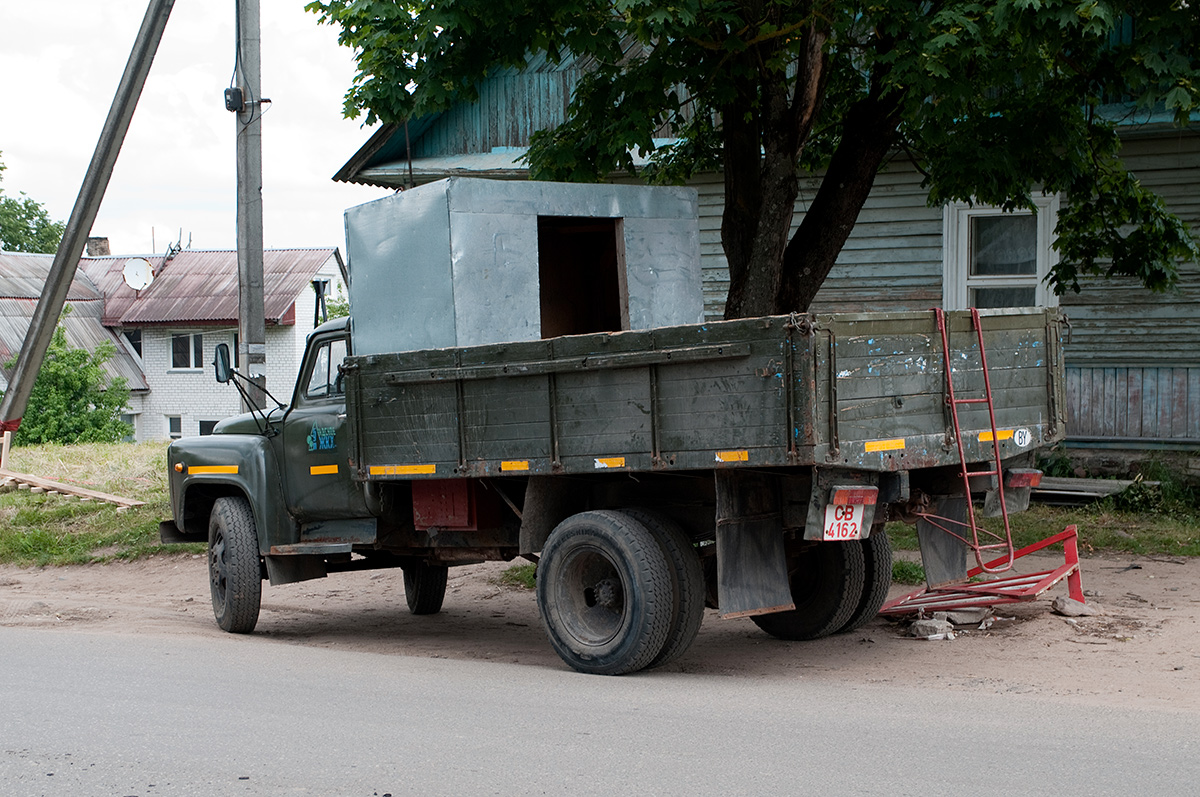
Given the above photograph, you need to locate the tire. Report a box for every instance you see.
[537,510,673,675]
[837,530,893,634]
[208,496,262,634]
[623,509,705,668]
[750,540,865,641]
[403,561,449,615]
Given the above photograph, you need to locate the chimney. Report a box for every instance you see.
[86,237,111,256]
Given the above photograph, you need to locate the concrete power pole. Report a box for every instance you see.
[233,0,267,410]
[0,0,175,432]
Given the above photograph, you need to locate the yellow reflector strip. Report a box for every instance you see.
[309,464,339,476]
[501,460,530,472]
[594,457,626,469]
[715,450,749,463]
[979,429,1015,442]
[188,465,239,475]
[864,438,906,453]
[369,464,437,476]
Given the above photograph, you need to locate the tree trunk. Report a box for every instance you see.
[777,90,903,313]
[723,18,828,320]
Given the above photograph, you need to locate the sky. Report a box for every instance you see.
[0,1,389,257]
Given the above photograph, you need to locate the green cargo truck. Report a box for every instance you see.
[162,303,1064,674]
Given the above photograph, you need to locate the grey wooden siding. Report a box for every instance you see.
[688,133,1199,447]
[1066,366,1200,441]
[1059,134,1200,368]
[693,160,943,321]
[413,63,582,157]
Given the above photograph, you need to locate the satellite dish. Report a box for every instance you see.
[122,258,154,291]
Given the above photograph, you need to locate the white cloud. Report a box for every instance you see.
[0,1,385,255]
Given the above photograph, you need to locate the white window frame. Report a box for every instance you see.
[167,415,182,440]
[942,194,1060,310]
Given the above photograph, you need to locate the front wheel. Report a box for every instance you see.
[537,511,673,675]
[208,496,262,633]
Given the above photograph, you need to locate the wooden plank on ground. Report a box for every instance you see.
[0,468,145,508]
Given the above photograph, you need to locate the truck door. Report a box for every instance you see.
[282,332,369,521]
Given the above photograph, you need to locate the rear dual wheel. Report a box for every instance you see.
[750,539,865,641]
[537,510,703,675]
[839,530,893,634]
[750,531,892,641]
[624,509,706,669]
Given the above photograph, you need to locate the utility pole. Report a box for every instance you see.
[0,0,175,432]
[233,0,267,410]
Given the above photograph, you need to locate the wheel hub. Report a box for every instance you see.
[591,577,619,609]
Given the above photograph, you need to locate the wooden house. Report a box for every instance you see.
[332,57,1200,468]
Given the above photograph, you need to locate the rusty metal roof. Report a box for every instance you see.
[81,248,338,326]
[0,252,104,301]
[0,296,149,393]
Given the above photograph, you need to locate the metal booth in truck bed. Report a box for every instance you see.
[343,177,705,356]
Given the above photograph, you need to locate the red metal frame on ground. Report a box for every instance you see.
[879,525,1084,616]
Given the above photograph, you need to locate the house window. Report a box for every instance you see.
[943,196,1060,310]
[119,413,137,443]
[167,415,182,439]
[198,420,218,436]
[124,329,142,357]
[171,333,204,369]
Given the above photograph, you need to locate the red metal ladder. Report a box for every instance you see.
[930,308,1015,574]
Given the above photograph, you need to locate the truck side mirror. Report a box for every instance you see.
[213,344,233,384]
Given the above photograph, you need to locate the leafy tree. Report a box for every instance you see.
[309,0,1199,317]
[0,153,65,254]
[2,312,132,446]
[326,283,350,319]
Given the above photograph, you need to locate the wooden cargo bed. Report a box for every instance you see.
[344,308,1065,481]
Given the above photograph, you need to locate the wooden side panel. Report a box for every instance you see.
[809,308,1063,468]
[349,311,1064,478]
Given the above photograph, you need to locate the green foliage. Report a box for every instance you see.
[309,0,1200,307]
[892,560,927,585]
[2,313,132,446]
[326,283,350,319]
[0,152,65,254]
[497,562,537,589]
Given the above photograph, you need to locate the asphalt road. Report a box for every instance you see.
[2,626,1197,796]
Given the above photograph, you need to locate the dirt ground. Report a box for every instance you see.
[2,550,1198,710]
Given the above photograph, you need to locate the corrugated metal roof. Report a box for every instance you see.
[0,296,148,392]
[81,248,337,325]
[0,252,103,301]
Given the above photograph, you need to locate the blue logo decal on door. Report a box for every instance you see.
[307,423,337,452]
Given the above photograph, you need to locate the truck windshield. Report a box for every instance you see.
[304,337,348,400]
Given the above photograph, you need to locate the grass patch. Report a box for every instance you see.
[891,560,926,585]
[0,441,202,566]
[884,502,1200,559]
[497,562,537,589]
